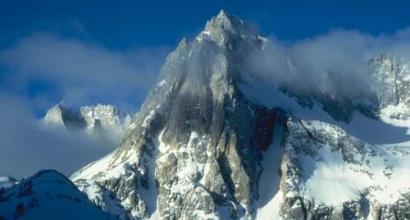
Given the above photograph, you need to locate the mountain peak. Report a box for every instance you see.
[214,9,233,25]
[204,10,240,33]
[200,10,258,46]
[217,9,228,17]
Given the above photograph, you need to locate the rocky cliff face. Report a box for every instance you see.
[44,103,87,129]
[69,11,410,220]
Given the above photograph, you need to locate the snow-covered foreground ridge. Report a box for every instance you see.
[0,170,116,219]
[2,10,410,220]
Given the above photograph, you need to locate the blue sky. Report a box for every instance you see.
[1,0,410,113]
[2,0,410,50]
[0,0,410,50]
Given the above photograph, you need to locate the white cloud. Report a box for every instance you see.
[0,34,170,178]
[0,33,169,110]
[245,28,410,97]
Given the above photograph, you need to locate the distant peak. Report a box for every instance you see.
[48,102,69,113]
[216,9,230,20]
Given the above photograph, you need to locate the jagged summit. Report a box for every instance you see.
[199,10,261,47]
[159,10,265,103]
[217,9,228,18]
[204,10,238,33]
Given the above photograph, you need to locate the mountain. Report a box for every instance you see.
[0,170,115,220]
[71,10,274,219]
[44,103,131,132]
[70,10,410,220]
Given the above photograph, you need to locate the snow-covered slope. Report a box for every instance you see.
[0,170,114,220]
[277,118,410,219]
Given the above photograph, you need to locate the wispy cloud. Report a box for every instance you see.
[245,28,410,101]
[0,33,170,177]
[0,33,170,111]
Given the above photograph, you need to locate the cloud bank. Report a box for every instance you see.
[245,28,410,98]
[241,28,410,144]
[0,33,169,111]
[0,94,123,178]
[0,33,169,178]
